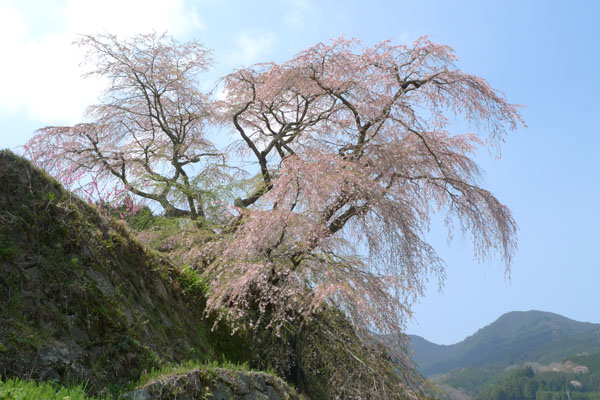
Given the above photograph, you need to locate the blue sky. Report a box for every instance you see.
[1,0,599,345]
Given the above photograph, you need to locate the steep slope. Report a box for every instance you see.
[0,150,406,399]
[411,311,600,376]
[0,150,249,394]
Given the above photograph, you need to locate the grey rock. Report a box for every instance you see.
[244,390,270,400]
[22,266,41,282]
[40,367,60,381]
[249,374,268,393]
[85,269,115,296]
[67,315,90,343]
[154,279,169,300]
[264,385,282,400]
[211,381,234,399]
[39,341,84,366]
[123,306,135,326]
[122,388,153,400]
[234,371,250,394]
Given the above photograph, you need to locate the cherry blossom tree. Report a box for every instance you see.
[25,33,224,221]
[202,36,523,396]
[25,33,524,399]
[208,36,522,331]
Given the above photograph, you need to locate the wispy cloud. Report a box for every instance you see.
[0,0,204,124]
[229,31,276,67]
[283,0,315,28]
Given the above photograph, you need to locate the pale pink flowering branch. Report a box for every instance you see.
[208,35,523,367]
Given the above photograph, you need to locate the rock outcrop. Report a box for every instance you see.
[125,367,300,400]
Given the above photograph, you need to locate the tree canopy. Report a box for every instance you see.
[25,32,524,399]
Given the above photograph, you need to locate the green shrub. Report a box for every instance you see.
[0,377,105,400]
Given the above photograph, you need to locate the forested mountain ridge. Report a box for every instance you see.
[411,311,600,377]
[475,351,600,400]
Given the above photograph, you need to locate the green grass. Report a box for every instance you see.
[0,362,283,400]
[0,377,107,400]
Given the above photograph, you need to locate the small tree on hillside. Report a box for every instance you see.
[26,33,524,399]
[25,33,225,221]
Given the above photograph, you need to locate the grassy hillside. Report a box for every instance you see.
[411,311,600,377]
[0,150,249,396]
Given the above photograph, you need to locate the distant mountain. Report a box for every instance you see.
[410,310,600,377]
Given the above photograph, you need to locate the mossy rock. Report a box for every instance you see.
[125,366,301,400]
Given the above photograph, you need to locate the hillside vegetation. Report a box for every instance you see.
[0,150,298,398]
[475,351,600,400]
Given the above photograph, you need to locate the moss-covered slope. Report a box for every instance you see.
[0,150,248,394]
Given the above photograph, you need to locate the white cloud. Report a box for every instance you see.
[0,0,204,125]
[229,31,275,67]
[396,31,421,46]
[63,0,204,37]
[283,0,314,27]
[0,2,29,115]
